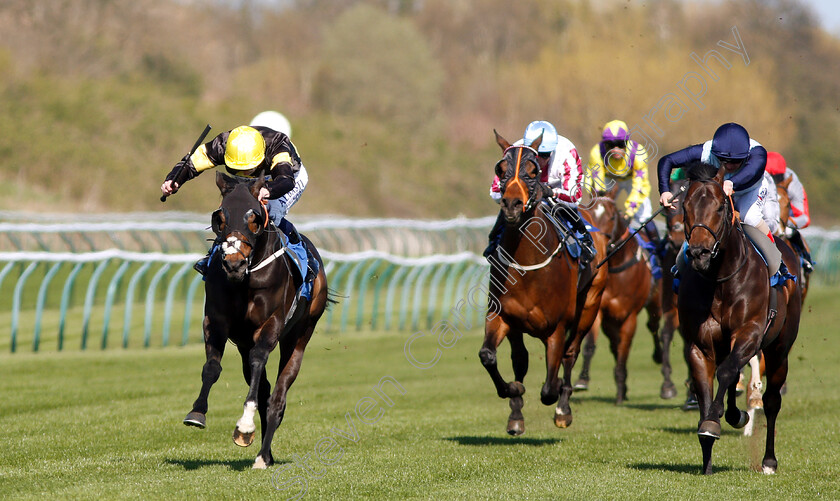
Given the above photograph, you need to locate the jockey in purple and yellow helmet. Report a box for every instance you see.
[585,119,662,252]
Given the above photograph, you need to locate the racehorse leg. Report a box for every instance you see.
[760,356,788,474]
[608,314,637,405]
[233,341,271,447]
[184,317,228,429]
[649,297,676,400]
[506,332,529,436]
[234,317,282,450]
[540,327,566,406]
[253,321,316,469]
[574,320,600,391]
[687,343,717,474]
[555,326,585,429]
[479,317,525,400]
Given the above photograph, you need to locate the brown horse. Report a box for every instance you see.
[573,196,671,404]
[183,172,330,469]
[775,176,811,302]
[479,130,607,435]
[679,163,801,475]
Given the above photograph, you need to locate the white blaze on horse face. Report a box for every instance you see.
[222,236,243,255]
[236,401,258,434]
[593,204,606,219]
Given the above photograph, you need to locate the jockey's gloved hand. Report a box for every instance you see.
[541,184,554,200]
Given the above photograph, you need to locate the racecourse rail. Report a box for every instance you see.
[0,212,837,353]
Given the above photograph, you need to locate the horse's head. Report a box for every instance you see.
[493,129,546,226]
[211,172,269,282]
[589,197,624,245]
[682,163,734,272]
[665,177,690,250]
[775,175,793,228]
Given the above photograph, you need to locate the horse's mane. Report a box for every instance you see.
[685,161,720,182]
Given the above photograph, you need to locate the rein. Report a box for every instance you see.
[685,188,746,283]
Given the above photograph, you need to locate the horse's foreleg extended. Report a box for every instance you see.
[234,319,281,449]
[574,322,600,391]
[479,318,524,399]
[609,314,637,405]
[253,323,315,469]
[761,349,790,475]
[555,327,584,429]
[184,317,228,429]
[506,332,528,436]
[687,343,717,474]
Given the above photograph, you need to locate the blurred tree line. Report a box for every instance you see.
[0,0,837,223]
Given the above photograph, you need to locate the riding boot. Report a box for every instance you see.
[643,220,664,279]
[483,211,506,258]
[277,218,301,245]
[567,209,596,265]
[194,240,220,276]
[788,228,815,272]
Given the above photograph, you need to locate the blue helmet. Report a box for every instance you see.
[711,123,750,160]
[523,120,558,154]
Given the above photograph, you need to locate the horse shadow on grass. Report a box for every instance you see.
[444,436,561,447]
[628,462,736,474]
[574,395,678,411]
[165,457,290,471]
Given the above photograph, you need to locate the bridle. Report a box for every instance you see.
[498,145,543,214]
[684,185,746,282]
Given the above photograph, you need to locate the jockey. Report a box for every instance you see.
[766,151,814,271]
[485,120,596,263]
[160,125,308,275]
[585,119,661,248]
[658,122,778,242]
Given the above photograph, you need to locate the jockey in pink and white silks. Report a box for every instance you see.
[485,120,595,263]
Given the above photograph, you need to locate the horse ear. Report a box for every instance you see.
[530,132,544,152]
[251,176,266,199]
[714,164,726,184]
[494,129,511,151]
[216,171,229,193]
[779,175,793,189]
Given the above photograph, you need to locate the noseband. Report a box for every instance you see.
[684,190,736,260]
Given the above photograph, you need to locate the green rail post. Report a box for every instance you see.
[143,263,172,348]
[81,259,112,350]
[162,262,193,347]
[181,274,205,346]
[33,262,64,352]
[100,261,131,350]
[58,262,86,351]
[123,262,154,348]
[11,262,40,353]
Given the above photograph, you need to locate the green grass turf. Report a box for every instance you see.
[1,287,838,500]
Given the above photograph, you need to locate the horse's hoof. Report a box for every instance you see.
[660,382,678,400]
[682,395,699,411]
[748,394,764,410]
[507,419,525,436]
[253,456,268,469]
[762,458,778,475]
[183,412,206,429]
[573,379,589,391]
[554,410,573,429]
[698,420,721,439]
[233,427,256,447]
[729,410,749,429]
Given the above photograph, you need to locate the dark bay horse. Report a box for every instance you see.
[480,130,607,435]
[183,172,329,469]
[573,196,672,404]
[679,163,801,474]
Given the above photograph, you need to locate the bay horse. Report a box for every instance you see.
[480,130,607,435]
[679,163,801,475]
[775,176,811,302]
[573,195,672,404]
[183,172,329,469]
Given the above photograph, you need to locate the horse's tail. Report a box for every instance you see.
[326,287,343,307]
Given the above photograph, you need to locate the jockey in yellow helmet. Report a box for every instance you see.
[160,125,309,275]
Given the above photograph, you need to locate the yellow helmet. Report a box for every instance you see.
[224,126,266,171]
